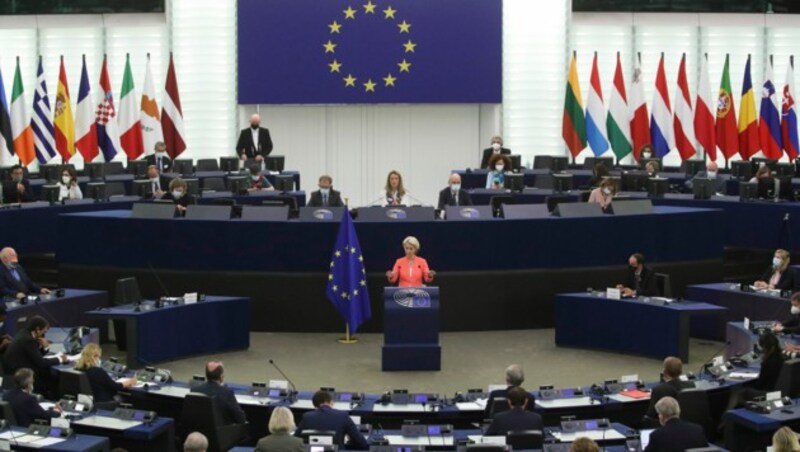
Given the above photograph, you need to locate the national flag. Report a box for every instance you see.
[96,56,122,162]
[694,53,716,161]
[738,55,760,160]
[10,58,34,166]
[607,52,632,160]
[118,54,144,160]
[585,53,609,156]
[75,55,98,162]
[53,56,76,162]
[562,52,586,158]
[650,53,674,158]
[32,57,57,164]
[716,54,738,160]
[325,205,371,333]
[161,53,186,159]
[0,63,14,164]
[673,53,696,160]
[782,57,799,160]
[140,54,163,156]
[758,57,782,160]
[630,53,650,160]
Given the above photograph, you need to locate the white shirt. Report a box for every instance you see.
[251,127,260,150]
[380,190,406,207]
[150,177,162,192]
[57,182,83,201]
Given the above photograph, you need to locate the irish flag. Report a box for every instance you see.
[562,52,586,158]
[119,54,144,160]
[10,57,34,166]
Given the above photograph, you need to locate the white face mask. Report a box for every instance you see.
[171,190,184,198]
[642,151,652,159]
[61,176,71,184]
[491,143,501,151]
[451,183,461,192]
[773,257,783,268]
[602,187,611,195]
[251,175,260,181]
[707,170,717,179]
[495,165,504,172]
[320,188,330,195]
[792,306,800,315]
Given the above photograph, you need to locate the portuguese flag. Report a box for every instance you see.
[715,54,739,160]
[562,52,586,157]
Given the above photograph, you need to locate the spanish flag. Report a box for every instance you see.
[53,56,75,162]
[738,55,760,160]
[562,52,586,157]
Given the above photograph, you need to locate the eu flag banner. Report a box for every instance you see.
[238,0,502,104]
[325,208,371,333]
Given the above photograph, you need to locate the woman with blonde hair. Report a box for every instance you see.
[754,249,794,291]
[382,170,407,206]
[255,406,304,452]
[772,426,800,452]
[74,343,136,402]
[386,236,436,288]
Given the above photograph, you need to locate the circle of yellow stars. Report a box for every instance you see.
[323,1,417,93]
[328,244,367,301]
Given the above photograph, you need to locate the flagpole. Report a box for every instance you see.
[338,323,359,344]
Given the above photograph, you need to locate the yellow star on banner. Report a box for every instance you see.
[383,73,397,87]
[329,21,342,33]
[364,79,376,92]
[383,6,396,19]
[363,1,377,14]
[335,250,342,257]
[330,261,335,267]
[328,274,333,280]
[340,292,348,299]
[343,6,357,19]
[329,60,342,73]
[360,279,367,286]
[403,40,417,53]
[398,20,411,33]
[353,289,359,296]
[398,59,412,72]
[323,40,337,53]
[350,246,356,253]
[343,74,357,87]
[358,255,364,262]
[332,285,338,292]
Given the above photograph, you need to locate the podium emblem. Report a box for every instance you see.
[393,288,431,308]
[459,207,480,218]
[313,209,334,220]
[385,208,407,219]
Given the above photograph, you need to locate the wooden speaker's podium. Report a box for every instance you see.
[382,287,441,371]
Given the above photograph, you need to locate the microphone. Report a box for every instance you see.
[269,359,298,401]
[147,261,171,299]
[697,341,731,376]
[363,195,387,207]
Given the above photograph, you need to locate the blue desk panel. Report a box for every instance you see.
[555,293,726,362]
[2,428,109,451]
[4,289,109,336]
[85,296,249,368]
[56,206,724,273]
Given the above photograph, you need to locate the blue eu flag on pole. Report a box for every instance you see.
[238,0,502,104]
[326,208,371,333]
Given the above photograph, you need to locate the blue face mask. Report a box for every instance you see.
[773,257,783,268]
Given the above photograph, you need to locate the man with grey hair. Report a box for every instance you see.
[481,135,511,169]
[144,141,172,173]
[484,364,534,417]
[644,396,707,451]
[183,432,208,452]
[0,247,50,299]
[437,173,472,209]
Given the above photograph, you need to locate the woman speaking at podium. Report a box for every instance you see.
[386,236,436,288]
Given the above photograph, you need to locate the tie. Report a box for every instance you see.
[453,192,458,206]
[10,268,20,282]
[157,157,162,171]
[323,194,328,207]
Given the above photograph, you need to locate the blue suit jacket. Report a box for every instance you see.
[190,381,247,425]
[0,264,40,298]
[485,407,543,436]
[295,405,369,450]
[2,388,59,427]
[644,418,707,452]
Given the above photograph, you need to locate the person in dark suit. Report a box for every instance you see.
[190,361,247,425]
[644,396,708,452]
[617,253,658,297]
[684,161,727,193]
[643,357,693,426]
[74,343,137,403]
[237,113,273,162]
[308,175,344,208]
[160,178,195,216]
[144,142,173,173]
[480,136,511,169]
[2,368,61,427]
[0,247,50,300]
[145,165,169,199]
[755,249,794,292]
[2,165,34,204]
[255,406,305,452]
[3,316,67,399]
[485,386,543,435]
[295,390,369,450]
[725,332,784,414]
[437,173,472,210]
[774,292,800,335]
[484,364,536,418]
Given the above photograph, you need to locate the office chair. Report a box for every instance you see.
[506,430,544,450]
[202,177,227,192]
[57,370,92,399]
[180,393,249,452]
[196,159,220,172]
[0,401,18,426]
[677,389,714,441]
[655,273,673,298]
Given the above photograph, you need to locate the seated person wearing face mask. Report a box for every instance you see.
[246,165,274,192]
[160,178,195,215]
[638,144,655,160]
[481,135,512,169]
[587,177,616,211]
[438,173,472,209]
[2,165,34,204]
[146,165,168,198]
[308,175,344,208]
[616,253,658,297]
[56,168,82,201]
[645,161,660,177]
[754,248,794,291]
[486,154,511,189]
[684,161,726,193]
[773,292,800,335]
[144,142,173,173]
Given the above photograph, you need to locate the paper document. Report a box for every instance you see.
[373,403,427,412]
[553,429,626,442]
[455,402,483,411]
[729,372,759,380]
[73,415,142,430]
[536,396,593,409]
[385,435,453,446]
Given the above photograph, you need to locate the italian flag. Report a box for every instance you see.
[119,54,144,160]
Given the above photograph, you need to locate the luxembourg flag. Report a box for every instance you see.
[650,53,674,158]
[673,53,696,160]
[758,57,783,160]
[782,57,799,160]
[585,52,609,156]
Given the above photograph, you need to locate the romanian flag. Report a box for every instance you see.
[738,55,760,160]
[54,56,76,162]
[562,52,586,158]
